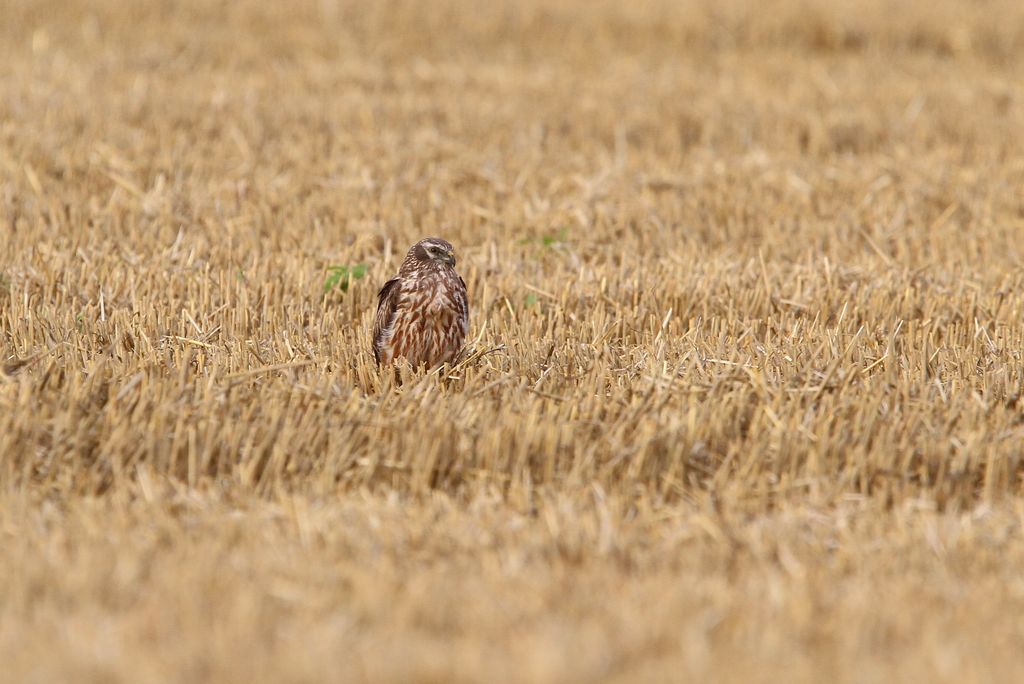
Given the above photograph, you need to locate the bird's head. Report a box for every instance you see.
[412,237,457,267]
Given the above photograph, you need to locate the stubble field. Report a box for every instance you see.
[2,0,1024,681]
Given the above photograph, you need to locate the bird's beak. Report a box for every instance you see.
[445,249,456,266]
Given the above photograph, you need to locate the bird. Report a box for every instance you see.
[372,237,469,370]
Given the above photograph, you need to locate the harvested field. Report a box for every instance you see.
[2,0,1024,681]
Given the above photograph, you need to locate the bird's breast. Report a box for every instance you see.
[424,286,452,314]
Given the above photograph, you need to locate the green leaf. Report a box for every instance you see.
[524,293,539,308]
[520,228,571,248]
[323,269,343,293]
[541,227,570,247]
[324,263,368,293]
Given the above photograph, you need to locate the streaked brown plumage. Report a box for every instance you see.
[372,238,469,370]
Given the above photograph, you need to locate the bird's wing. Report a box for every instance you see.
[372,277,402,364]
[457,276,470,336]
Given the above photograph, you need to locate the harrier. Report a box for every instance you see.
[372,238,469,370]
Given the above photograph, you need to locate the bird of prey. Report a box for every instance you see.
[372,238,469,370]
